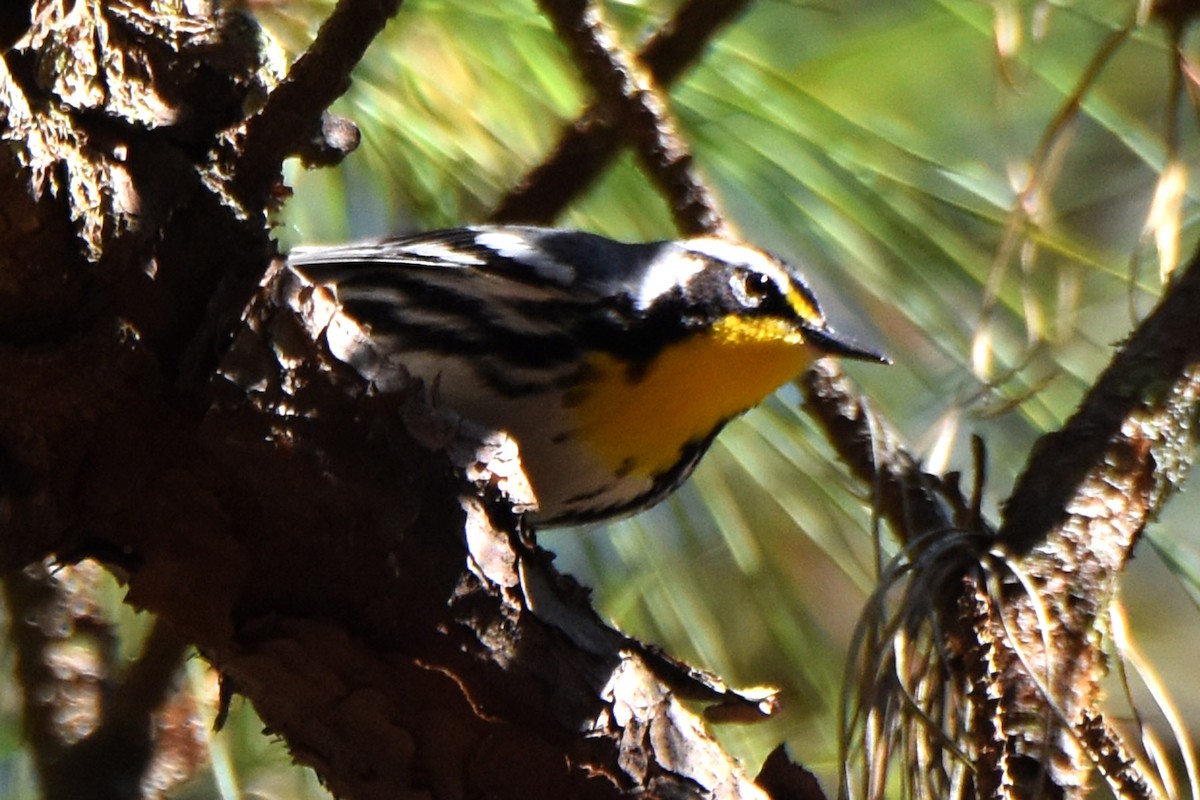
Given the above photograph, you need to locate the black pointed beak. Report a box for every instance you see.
[806,326,891,365]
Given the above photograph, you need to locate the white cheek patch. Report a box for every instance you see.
[634,247,707,310]
[475,230,576,284]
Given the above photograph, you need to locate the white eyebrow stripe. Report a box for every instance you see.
[474,230,576,284]
[634,245,707,310]
[680,237,793,288]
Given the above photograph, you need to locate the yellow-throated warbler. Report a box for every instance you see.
[289,226,887,527]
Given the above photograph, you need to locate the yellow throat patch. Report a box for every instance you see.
[571,315,820,476]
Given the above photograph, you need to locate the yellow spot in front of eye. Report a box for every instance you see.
[784,287,823,327]
[571,315,818,476]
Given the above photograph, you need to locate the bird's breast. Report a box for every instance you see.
[569,316,819,477]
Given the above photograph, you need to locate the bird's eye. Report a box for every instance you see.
[730,270,777,308]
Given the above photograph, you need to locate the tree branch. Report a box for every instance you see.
[978,242,1200,796]
[802,244,1200,796]
[4,562,193,800]
[529,0,728,236]
[491,0,752,226]
[799,361,959,546]
[231,0,391,208]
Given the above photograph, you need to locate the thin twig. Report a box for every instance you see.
[3,562,71,775]
[232,0,400,208]
[3,562,189,797]
[799,360,957,546]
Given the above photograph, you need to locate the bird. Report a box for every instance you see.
[288,225,887,527]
